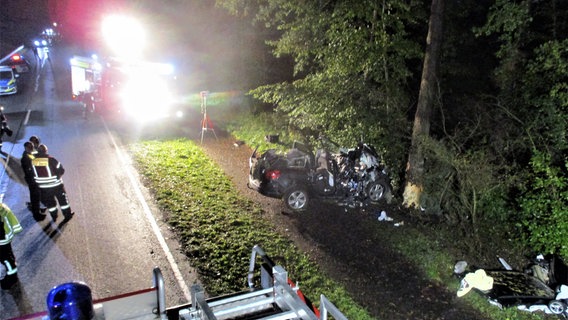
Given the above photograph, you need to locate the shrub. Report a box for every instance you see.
[518,150,568,257]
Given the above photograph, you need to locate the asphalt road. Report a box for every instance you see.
[0,44,197,318]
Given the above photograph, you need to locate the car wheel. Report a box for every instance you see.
[367,180,390,202]
[548,300,566,314]
[283,187,309,211]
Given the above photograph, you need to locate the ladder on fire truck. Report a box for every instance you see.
[170,245,347,319]
[35,246,347,320]
[175,246,347,320]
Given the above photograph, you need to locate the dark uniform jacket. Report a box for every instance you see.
[0,112,13,142]
[31,152,65,188]
[21,151,36,186]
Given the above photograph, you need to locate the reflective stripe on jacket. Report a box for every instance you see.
[3,260,17,275]
[31,155,64,188]
[0,203,22,245]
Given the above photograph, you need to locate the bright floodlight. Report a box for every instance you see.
[102,16,145,58]
[120,73,174,122]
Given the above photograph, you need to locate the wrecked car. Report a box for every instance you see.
[248,137,392,211]
[454,254,568,317]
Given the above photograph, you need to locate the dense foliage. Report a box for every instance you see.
[218,0,423,174]
[217,0,568,257]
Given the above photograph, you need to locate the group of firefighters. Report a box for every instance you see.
[0,109,75,290]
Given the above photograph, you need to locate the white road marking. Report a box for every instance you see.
[23,109,31,125]
[102,119,191,301]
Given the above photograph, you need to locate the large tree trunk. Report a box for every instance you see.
[403,0,445,210]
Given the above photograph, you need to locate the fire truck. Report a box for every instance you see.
[15,246,347,320]
[70,54,184,122]
[70,55,101,99]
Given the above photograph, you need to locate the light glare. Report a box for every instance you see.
[102,16,146,58]
[120,74,173,122]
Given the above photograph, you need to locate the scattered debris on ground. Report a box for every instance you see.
[455,254,568,317]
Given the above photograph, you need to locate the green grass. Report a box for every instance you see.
[130,139,374,319]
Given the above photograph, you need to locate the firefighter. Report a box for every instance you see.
[31,144,75,222]
[21,141,45,221]
[29,135,40,151]
[0,203,22,290]
[0,106,13,154]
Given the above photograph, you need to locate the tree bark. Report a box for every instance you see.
[403,0,444,210]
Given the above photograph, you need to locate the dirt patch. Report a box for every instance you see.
[198,132,491,320]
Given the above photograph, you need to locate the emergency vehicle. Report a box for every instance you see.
[5,53,31,74]
[70,54,184,122]
[15,246,348,320]
[0,65,18,95]
[70,55,101,99]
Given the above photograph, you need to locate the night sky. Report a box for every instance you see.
[0,0,269,91]
[0,0,50,49]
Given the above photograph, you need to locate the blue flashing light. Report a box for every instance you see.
[46,282,94,320]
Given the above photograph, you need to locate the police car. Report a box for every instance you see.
[0,66,17,95]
